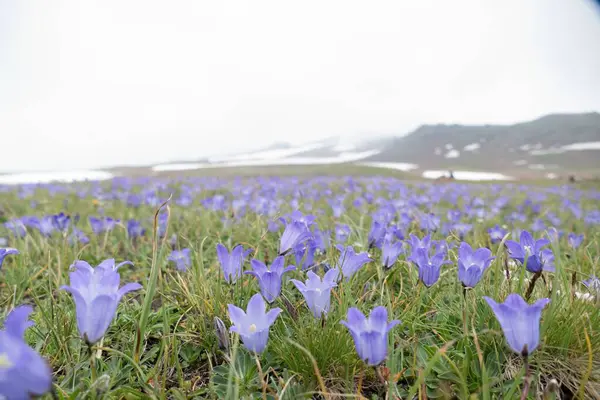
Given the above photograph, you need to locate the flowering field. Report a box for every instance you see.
[0,176,599,399]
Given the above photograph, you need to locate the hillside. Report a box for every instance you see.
[363,112,600,172]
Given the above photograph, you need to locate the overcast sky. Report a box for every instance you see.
[1,0,599,172]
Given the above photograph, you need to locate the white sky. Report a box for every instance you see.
[1,0,600,172]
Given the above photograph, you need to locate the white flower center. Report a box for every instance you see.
[249,324,257,333]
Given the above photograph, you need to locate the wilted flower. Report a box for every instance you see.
[341,306,400,366]
[457,242,495,288]
[228,293,282,353]
[60,259,142,344]
[0,305,53,398]
[216,244,252,284]
[505,231,554,273]
[290,269,339,318]
[336,245,372,281]
[245,256,295,303]
[168,248,191,272]
[409,248,451,287]
[381,239,404,269]
[0,248,19,270]
[279,221,312,256]
[484,294,550,356]
[568,233,584,249]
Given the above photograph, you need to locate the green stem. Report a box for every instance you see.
[134,195,172,363]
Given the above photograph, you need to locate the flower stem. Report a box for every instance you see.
[525,271,542,301]
[520,355,531,400]
[462,286,468,338]
[88,343,97,383]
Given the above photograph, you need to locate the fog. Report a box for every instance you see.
[1,0,599,172]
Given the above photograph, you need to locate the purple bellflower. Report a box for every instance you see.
[368,220,386,249]
[484,294,550,356]
[409,248,451,287]
[0,248,19,270]
[457,242,495,288]
[168,248,191,272]
[290,269,339,318]
[60,259,142,344]
[568,233,584,249]
[341,306,401,366]
[336,244,372,281]
[216,244,252,284]
[0,305,53,398]
[228,293,282,353]
[279,221,312,256]
[406,234,432,260]
[582,275,600,296]
[505,231,554,273]
[381,239,404,269]
[126,219,146,238]
[245,256,295,303]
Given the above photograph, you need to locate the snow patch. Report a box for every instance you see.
[207,142,327,163]
[332,143,356,152]
[434,147,442,155]
[463,143,480,152]
[152,150,381,171]
[445,143,453,150]
[153,163,204,172]
[0,170,113,185]
[513,160,528,166]
[561,141,600,151]
[359,162,418,171]
[546,173,558,179]
[444,149,460,158]
[422,170,513,181]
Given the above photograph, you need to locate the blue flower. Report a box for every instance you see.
[216,244,252,284]
[245,256,295,303]
[60,259,142,344]
[484,294,550,356]
[409,248,450,287]
[279,221,312,256]
[228,293,282,353]
[290,269,338,318]
[168,248,192,272]
[127,219,146,238]
[381,239,404,269]
[568,233,584,249]
[0,248,19,270]
[336,245,372,281]
[0,305,53,398]
[457,242,495,288]
[341,306,401,366]
[505,231,554,273]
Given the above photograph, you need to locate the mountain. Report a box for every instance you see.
[147,112,600,179]
[362,112,600,172]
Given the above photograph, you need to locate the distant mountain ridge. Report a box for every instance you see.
[146,112,600,177]
[361,112,600,171]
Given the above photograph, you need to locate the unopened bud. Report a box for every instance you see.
[214,317,229,351]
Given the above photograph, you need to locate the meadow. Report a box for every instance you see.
[0,174,599,399]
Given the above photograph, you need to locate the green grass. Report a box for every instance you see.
[0,176,599,399]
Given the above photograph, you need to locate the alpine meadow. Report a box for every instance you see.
[0,174,599,399]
